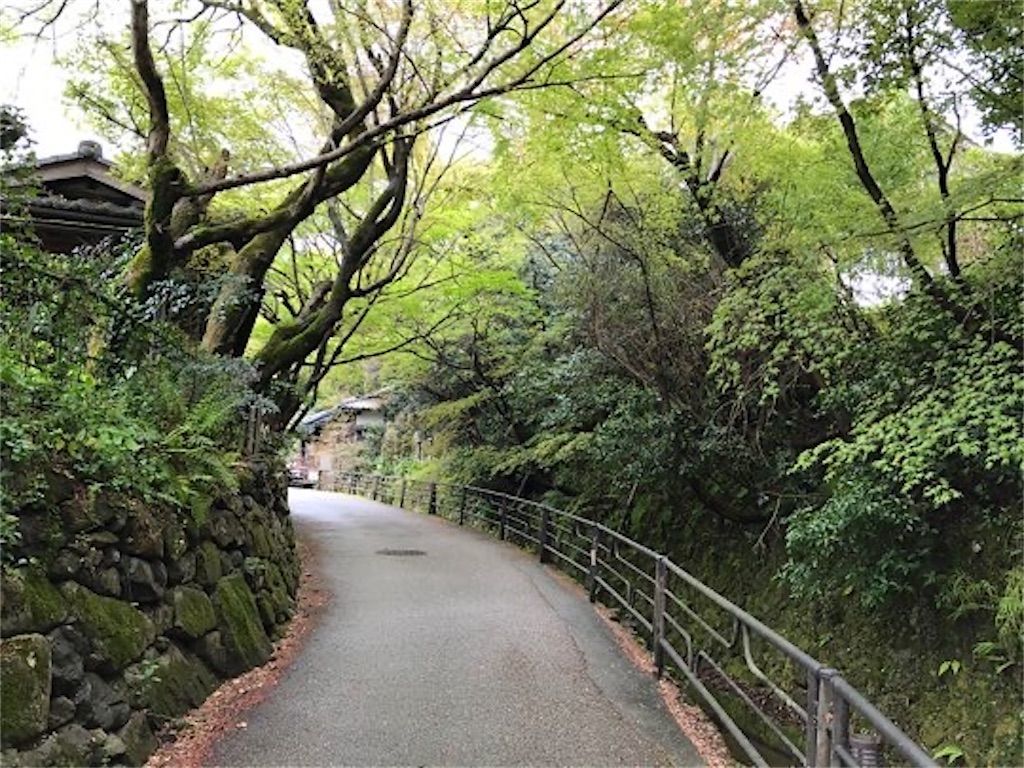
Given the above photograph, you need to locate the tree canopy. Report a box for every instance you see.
[4,0,1022,761]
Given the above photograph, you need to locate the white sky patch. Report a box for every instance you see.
[844,271,910,307]
[1,32,100,156]
[2,4,1014,165]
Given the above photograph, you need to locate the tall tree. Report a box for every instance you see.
[37,0,623,425]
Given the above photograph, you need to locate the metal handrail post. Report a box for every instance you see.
[587,524,600,602]
[815,668,838,767]
[398,478,407,508]
[428,482,438,515]
[539,507,550,563]
[653,556,667,676]
[805,667,820,766]
[499,500,507,540]
[459,488,467,525]
[832,690,850,766]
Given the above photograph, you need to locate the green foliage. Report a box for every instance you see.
[937,572,999,621]
[781,470,933,608]
[0,512,21,563]
[0,134,265,528]
[933,743,965,766]
[8,0,1018,755]
[995,567,1024,657]
[63,21,300,194]
[946,0,1024,141]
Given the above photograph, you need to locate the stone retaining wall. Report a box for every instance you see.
[0,460,300,766]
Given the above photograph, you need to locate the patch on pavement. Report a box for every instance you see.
[375,548,426,556]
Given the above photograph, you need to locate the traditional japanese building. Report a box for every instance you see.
[4,140,146,253]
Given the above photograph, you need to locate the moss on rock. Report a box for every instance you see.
[117,711,158,766]
[61,583,154,672]
[162,517,189,561]
[248,523,272,558]
[1,567,67,637]
[11,723,101,767]
[212,573,272,675]
[169,586,217,639]
[120,502,164,559]
[195,540,223,587]
[125,642,217,720]
[0,633,52,746]
[256,592,276,629]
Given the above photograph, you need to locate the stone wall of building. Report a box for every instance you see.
[0,460,300,766]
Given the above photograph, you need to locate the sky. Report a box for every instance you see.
[1,2,1013,159]
[2,32,100,157]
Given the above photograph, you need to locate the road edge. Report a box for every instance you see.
[144,536,330,768]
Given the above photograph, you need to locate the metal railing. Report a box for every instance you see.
[322,471,935,768]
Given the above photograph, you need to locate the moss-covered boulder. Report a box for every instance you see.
[195,540,223,587]
[16,508,64,551]
[117,711,158,766]
[209,508,244,548]
[256,591,279,630]
[211,574,272,675]
[120,503,164,559]
[123,556,165,602]
[124,642,217,720]
[248,522,272,558]
[169,586,217,639]
[59,489,103,534]
[60,583,154,672]
[167,550,197,586]
[12,723,102,767]
[1,567,67,638]
[0,633,52,746]
[76,671,130,731]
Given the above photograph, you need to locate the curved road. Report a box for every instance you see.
[209,489,702,767]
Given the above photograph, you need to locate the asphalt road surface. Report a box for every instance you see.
[208,489,703,767]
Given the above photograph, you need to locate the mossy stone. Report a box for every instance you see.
[120,503,164,559]
[209,508,244,548]
[190,494,212,528]
[125,642,217,720]
[162,517,189,561]
[195,540,223,587]
[1,567,67,638]
[986,713,1023,766]
[16,723,101,767]
[212,573,272,675]
[265,561,290,595]
[249,523,272,558]
[169,586,217,639]
[60,582,154,672]
[59,490,102,534]
[117,711,158,766]
[256,592,276,629]
[0,633,51,746]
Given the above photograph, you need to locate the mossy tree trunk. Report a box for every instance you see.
[123,0,617,427]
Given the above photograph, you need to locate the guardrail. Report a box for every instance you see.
[322,471,936,768]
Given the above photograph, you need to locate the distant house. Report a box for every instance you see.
[291,393,389,483]
[3,140,146,253]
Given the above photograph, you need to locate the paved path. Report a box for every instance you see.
[209,489,702,767]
